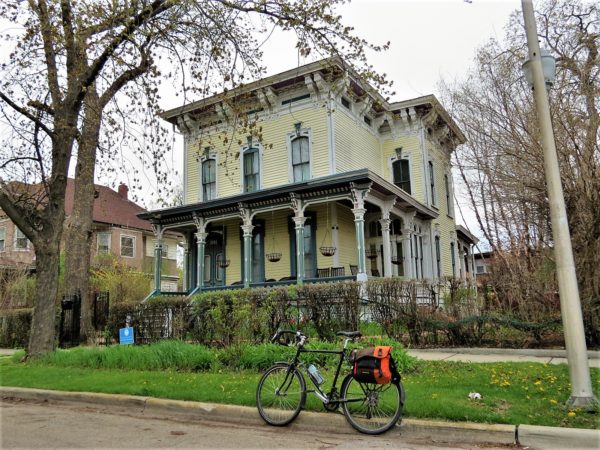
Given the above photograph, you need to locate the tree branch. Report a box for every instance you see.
[0,91,54,137]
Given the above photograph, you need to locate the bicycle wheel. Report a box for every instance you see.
[340,373,404,435]
[256,363,306,426]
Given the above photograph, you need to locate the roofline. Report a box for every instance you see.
[456,224,479,244]
[138,169,437,222]
[390,95,466,144]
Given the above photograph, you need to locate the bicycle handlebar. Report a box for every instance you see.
[271,329,306,346]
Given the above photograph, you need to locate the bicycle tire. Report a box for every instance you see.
[340,373,404,435]
[256,363,306,426]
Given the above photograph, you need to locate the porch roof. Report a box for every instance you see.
[138,169,438,227]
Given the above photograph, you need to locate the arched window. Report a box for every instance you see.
[291,135,310,182]
[392,158,411,194]
[243,146,260,192]
[202,158,216,201]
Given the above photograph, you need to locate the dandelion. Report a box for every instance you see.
[534,380,542,385]
[501,380,511,387]
[567,411,576,417]
[431,393,438,400]
[549,399,558,404]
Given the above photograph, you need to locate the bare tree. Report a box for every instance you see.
[0,0,389,356]
[442,0,599,344]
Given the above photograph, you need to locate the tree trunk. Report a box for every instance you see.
[64,89,101,342]
[28,237,62,357]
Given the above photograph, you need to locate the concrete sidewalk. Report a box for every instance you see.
[2,387,599,449]
[407,348,600,368]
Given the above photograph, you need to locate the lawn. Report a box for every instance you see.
[1,347,598,429]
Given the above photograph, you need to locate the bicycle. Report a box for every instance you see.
[256,329,405,435]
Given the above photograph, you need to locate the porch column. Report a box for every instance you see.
[182,238,189,291]
[194,215,207,291]
[379,199,396,278]
[351,183,371,281]
[293,216,307,285]
[401,227,414,279]
[151,223,163,293]
[380,217,392,278]
[240,205,253,288]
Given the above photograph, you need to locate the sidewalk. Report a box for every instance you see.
[407,348,600,368]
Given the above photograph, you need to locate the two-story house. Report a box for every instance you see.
[139,58,475,295]
[0,179,181,291]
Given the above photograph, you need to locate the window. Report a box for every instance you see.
[15,228,29,250]
[162,244,169,259]
[97,232,111,255]
[341,97,351,110]
[450,242,456,277]
[0,227,5,252]
[363,116,372,126]
[291,135,310,182]
[120,235,135,258]
[202,158,216,201]
[476,264,486,274]
[444,174,453,216]
[435,236,441,278]
[243,147,259,192]
[429,161,436,205]
[392,158,411,194]
[281,94,310,106]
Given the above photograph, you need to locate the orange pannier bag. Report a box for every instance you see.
[350,346,397,384]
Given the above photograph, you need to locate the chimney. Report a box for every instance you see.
[118,183,129,200]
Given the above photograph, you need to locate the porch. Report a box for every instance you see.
[138,169,438,297]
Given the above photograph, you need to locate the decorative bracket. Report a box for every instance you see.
[350,182,372,210]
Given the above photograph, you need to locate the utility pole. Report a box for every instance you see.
[521,0,597,408]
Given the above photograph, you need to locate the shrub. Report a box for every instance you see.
[0,308,32,348]
[91,254,152,304]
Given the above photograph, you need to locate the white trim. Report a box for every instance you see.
[0,225,6,252]
[13,227,30,251]
[183,133,189,204]
[286,127,313,183]
[388,153,414,196]
[120,234,136,258]
[97,232,111,255]
[240,141,264,192]
[199,150,218,202]
[327,97,336,174]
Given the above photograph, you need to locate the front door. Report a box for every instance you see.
[204,231,225,287]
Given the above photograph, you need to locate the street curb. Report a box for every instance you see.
[2,387,599,448]
[411,348,600,359]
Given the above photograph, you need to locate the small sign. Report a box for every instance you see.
[119,327,134,345]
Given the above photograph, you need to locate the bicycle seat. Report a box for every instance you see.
[336,331,362,338]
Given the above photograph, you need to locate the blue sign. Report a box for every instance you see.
[119,327,134,345]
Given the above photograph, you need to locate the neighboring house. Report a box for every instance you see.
[456,225,478,281]
[0,180,181,291]
[139,58,473,294]
[474,250,494,286]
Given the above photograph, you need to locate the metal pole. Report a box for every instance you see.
[521,0,597,408]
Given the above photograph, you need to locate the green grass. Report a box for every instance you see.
[1,348,598,429]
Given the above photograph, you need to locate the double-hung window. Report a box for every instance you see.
[120,235,135,258]
[444,174,453,216]
[97,232,111,255]
[429,161,436,205]
[202,158,216,201]
[15,228,29,250]
[392,158,411,194]
[243,147,259,192]
[435,236,441,278]
[0,227,5,251]
[291,136,310,182]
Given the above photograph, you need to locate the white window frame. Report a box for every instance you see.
[120,234,136,258]
[0,226,6,252]
[286,127,312,183]
[444,172,454,218]
[14,227,29,251]
[388,153,414,195]
[428,160,437,207]
[162,243,169,259]
[239,141,263,193]
[199,151,218,202]
[97,232,111,255]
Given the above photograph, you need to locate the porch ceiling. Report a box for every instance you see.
[138,169,438,230]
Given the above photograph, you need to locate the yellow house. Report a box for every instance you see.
[139,58,473,294]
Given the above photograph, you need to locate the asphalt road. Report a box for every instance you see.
[1,398,517,449]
